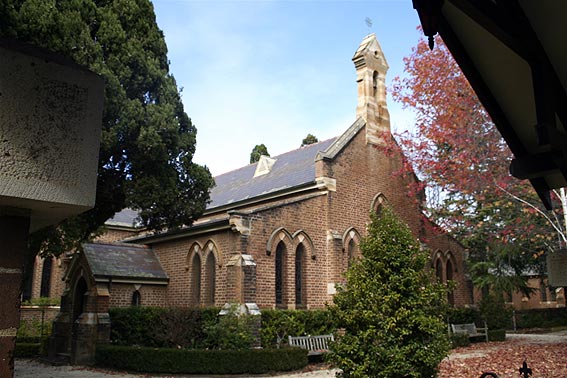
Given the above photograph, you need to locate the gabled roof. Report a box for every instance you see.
[108,118,365,228]
[208,137,338,209]
[82,243,168,284]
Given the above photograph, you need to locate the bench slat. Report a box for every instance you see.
[450,322,488,342]
[289,334,334,355]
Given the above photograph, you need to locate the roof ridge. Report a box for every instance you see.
[214,137,338,179]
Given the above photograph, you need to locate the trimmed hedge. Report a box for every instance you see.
[514,308,567,329]
[14,343,41,357]
[109,307,219,348]
[95,344,308,374]
[488,329,506,341]
[14,337,49,357]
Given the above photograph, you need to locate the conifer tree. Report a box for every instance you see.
[329,207,450,378]
[250,144,269,164]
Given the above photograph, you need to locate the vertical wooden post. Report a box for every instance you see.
[0,214,30,378]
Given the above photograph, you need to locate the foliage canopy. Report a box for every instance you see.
[250,143,269,164]
[328,207,449,378]
[391,35,566,295]
[301,133,318,147]
[1,0,214,256]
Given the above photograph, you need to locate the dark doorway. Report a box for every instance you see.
[73,277,88,322]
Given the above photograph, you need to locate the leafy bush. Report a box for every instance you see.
[152,307,201,348]
[447,307,481,325]
[488,329,506,341]
[109,307,220,348]
[450,333,470,348]
[21,297,60,306]
[260,309,336,349]
[18,318,52,338]
[514,308,567,329]
[479,294,513,330]
[95,344,308,374]
[14,342,41,357]
[202,305,255,350]
[109,307,165,346]
[14,338,48,358]
[328,209,450,378]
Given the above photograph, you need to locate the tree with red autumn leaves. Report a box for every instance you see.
[390,34,567,297]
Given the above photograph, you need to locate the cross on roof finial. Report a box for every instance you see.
[365,17,373,32]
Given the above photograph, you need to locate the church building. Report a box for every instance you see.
[45,33,474,364]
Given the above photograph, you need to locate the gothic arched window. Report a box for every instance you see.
[131,290,141,306]
[190,253,201,305]
[204,252,216,306]
[275,242,287,306]
[446,259,454,305]
[40,257,53,298]
[295,244,306,306]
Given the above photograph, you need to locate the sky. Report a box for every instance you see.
[152,0,423,176]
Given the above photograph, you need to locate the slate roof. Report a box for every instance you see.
[82,243,168,283]
[105,135,341,226]
[208,138,337,209]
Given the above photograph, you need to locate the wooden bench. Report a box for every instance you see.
[450,322,488,342]
[288,334,334,355]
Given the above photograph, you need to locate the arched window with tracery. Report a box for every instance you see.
[435,258,443,283]
[204,252,216,306]
[446,259,454,305]
[131,290,141,306]
[40,257,53,298]
[275,241,287,306]
[190,253,201,306]
[370,193,388,216]
[295,243,307,306]
[347,239,359,268]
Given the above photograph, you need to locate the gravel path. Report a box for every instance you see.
[14,360,339,378]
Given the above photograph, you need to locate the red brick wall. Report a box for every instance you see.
[151,232,233,308]
[54,125,473,312]
[117,124,473,310]
[108,283,167,308]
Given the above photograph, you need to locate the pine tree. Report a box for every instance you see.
[329,207,450,378]
[250,144,269,164]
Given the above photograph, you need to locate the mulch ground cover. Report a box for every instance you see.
[438,340,567,378]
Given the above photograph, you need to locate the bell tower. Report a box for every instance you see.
[352,33,390,145]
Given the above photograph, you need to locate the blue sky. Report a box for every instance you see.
[152,0,423,176]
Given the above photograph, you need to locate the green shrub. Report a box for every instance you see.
[109,307,165,346]
[479,294,513,330]
[21,297,60,306]
[109,307,221,348]
[260,309,336,349]
[202,304,255,350]
[447,307,481,325]
[488,329,506,341]
[95,344,308,374]
[514,308,567,329]
[18,318,52,338]
[14,342,41,357]
[328,209,450,378]
[450,333,470,348]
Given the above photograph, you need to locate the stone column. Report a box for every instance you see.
[0,214,30,378]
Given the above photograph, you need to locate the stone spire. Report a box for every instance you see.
[352,33,390,145]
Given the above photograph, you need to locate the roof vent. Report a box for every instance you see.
[254,155,277,177]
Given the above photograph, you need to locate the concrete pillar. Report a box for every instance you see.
[0,214,30,378]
